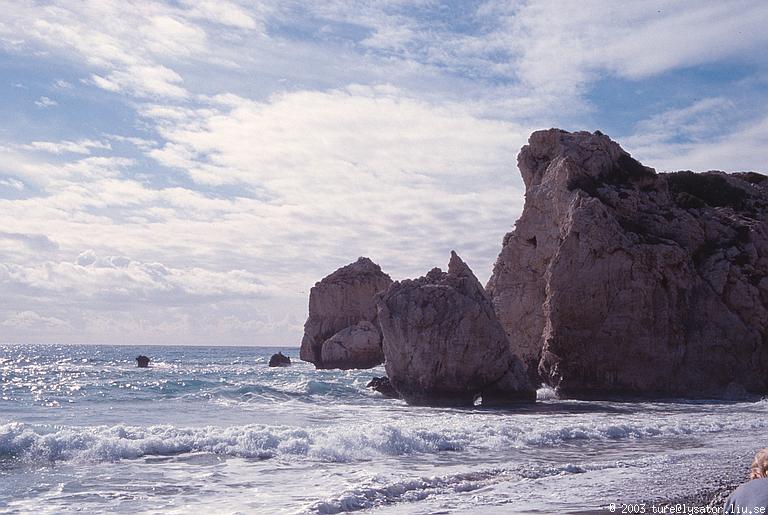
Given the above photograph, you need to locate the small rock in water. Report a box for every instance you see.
[366,376,400,399]
[136,355,150,368]
[268,352,291,367]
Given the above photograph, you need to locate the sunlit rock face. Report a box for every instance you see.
[487,129,768,398]
[300,257,392,369]
[320,320,383,370]
[378,251,535,406]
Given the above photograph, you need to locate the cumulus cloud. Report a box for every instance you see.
[143,85,530,279]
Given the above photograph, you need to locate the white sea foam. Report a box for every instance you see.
[536,385,558,400]
[2,409,765,466]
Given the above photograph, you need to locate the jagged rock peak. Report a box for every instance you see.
[447,250,470,276]
[378,252,535,407]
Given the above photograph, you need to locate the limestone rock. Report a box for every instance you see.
[487,128,768,398]
[320,320,384,369]
[377,251,535,406]
[300,257,392,369]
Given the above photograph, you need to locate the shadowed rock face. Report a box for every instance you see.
[268,352,291,367]
[487,128,768,398]
[300,257,392,369]
[377,251,535,406]
[366,376,400,399]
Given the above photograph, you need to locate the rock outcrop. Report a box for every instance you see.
[320,320,383,370]
[268,352,291,367]
[366,376,400,399]
[136,355,150,368]
[300,257,392,369]
[487,129,768,398]
[377,251,535,406]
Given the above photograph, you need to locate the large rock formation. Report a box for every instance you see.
[300,257,392,369]
[377,251,535,406]
[487,129,768,397]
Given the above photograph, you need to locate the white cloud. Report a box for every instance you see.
[454,2,768,94]
[34,95,57,107]
[627,112,768,173]
[180,0,262,30]
[3,2,199,98]
[1,310,71,329]
[142,15,207,57]
[0,232,59,252]
[27,139,112,155]
[0,251,271,300]
[0,1,271,100]
[90,64,188,98]
[0,177,24,190]
[104,134,157,151]
[143,86,530,278]
[52,78,73,89]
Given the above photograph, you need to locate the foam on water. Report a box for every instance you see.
[2,405,765,466]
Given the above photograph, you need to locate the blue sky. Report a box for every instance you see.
[1,0,767,345]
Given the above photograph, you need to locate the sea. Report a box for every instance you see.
[1,344,766,514]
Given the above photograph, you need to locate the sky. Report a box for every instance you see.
[1,1,767,346]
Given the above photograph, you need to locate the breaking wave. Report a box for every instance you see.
[2,411,763,465]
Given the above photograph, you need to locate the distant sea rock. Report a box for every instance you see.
[377,251,535,406]
[268,352,291,367]
[136,355,150,368]
[299,257,392,369]
[487,129,768,398]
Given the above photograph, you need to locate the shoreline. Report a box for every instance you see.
[647,477,743,513]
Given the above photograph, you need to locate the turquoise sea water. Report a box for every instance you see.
[1,344,765,514]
